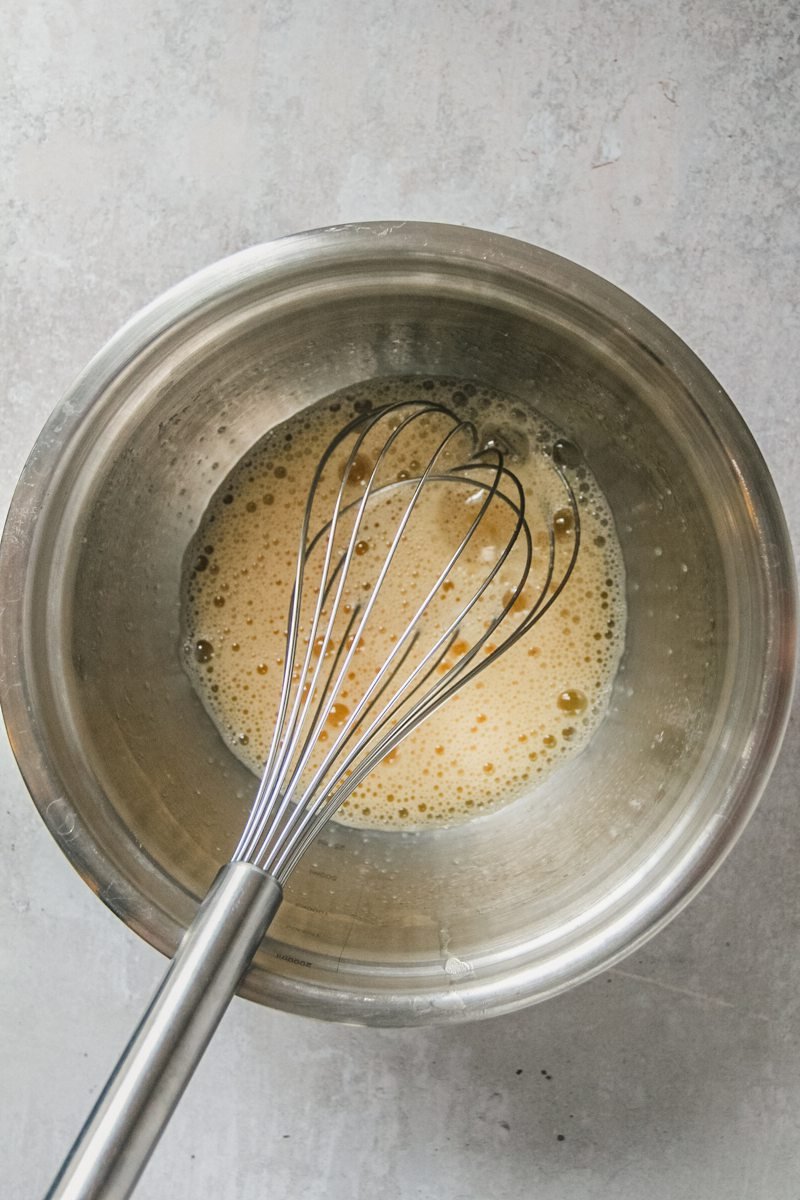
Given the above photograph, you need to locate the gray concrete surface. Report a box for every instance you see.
[2,1,799,1197]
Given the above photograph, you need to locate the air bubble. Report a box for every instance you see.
[553,438,582,467]
[557,689,587,714]
[194,640,214,663]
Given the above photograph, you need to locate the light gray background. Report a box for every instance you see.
[2,2,799,1197]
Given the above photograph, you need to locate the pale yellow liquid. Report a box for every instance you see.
[183,378,625,830]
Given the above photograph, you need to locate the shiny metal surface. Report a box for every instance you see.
[0,222,795,1025]
[46,863,282,1200]
[46,400,579,1196]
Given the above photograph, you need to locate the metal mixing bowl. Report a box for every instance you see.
[0,223,794,1025]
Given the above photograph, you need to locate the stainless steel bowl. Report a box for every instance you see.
[0,223,794,1026]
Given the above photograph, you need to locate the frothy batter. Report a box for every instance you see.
[183,378,625,830]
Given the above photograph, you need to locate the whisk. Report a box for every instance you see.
[47,398,580,1200]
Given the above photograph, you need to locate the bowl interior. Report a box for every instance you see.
[9,231,790,1023]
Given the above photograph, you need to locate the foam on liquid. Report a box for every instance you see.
[183,378,626,830]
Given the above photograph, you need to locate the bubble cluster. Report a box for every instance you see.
[183,377,626,831]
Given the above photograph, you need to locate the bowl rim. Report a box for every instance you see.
[0,220,796,1025]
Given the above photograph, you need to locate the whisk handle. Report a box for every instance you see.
[45,861,282,1200]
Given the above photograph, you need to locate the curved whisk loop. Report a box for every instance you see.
[235,400,476,863]
[233,398,580,881]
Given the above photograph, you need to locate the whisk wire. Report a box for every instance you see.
[234,399,581,878]
[241,409,476,863]
[248,483,485,863]
[259,458,534,877]
[283,411,475,774]
[234,404,415,860]
[235,403,462,863]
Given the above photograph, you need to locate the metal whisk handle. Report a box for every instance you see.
[45,863,282,1200]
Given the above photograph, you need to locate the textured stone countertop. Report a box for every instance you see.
[2,3,798,1197]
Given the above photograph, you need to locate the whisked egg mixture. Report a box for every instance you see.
[183,378,626,830]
